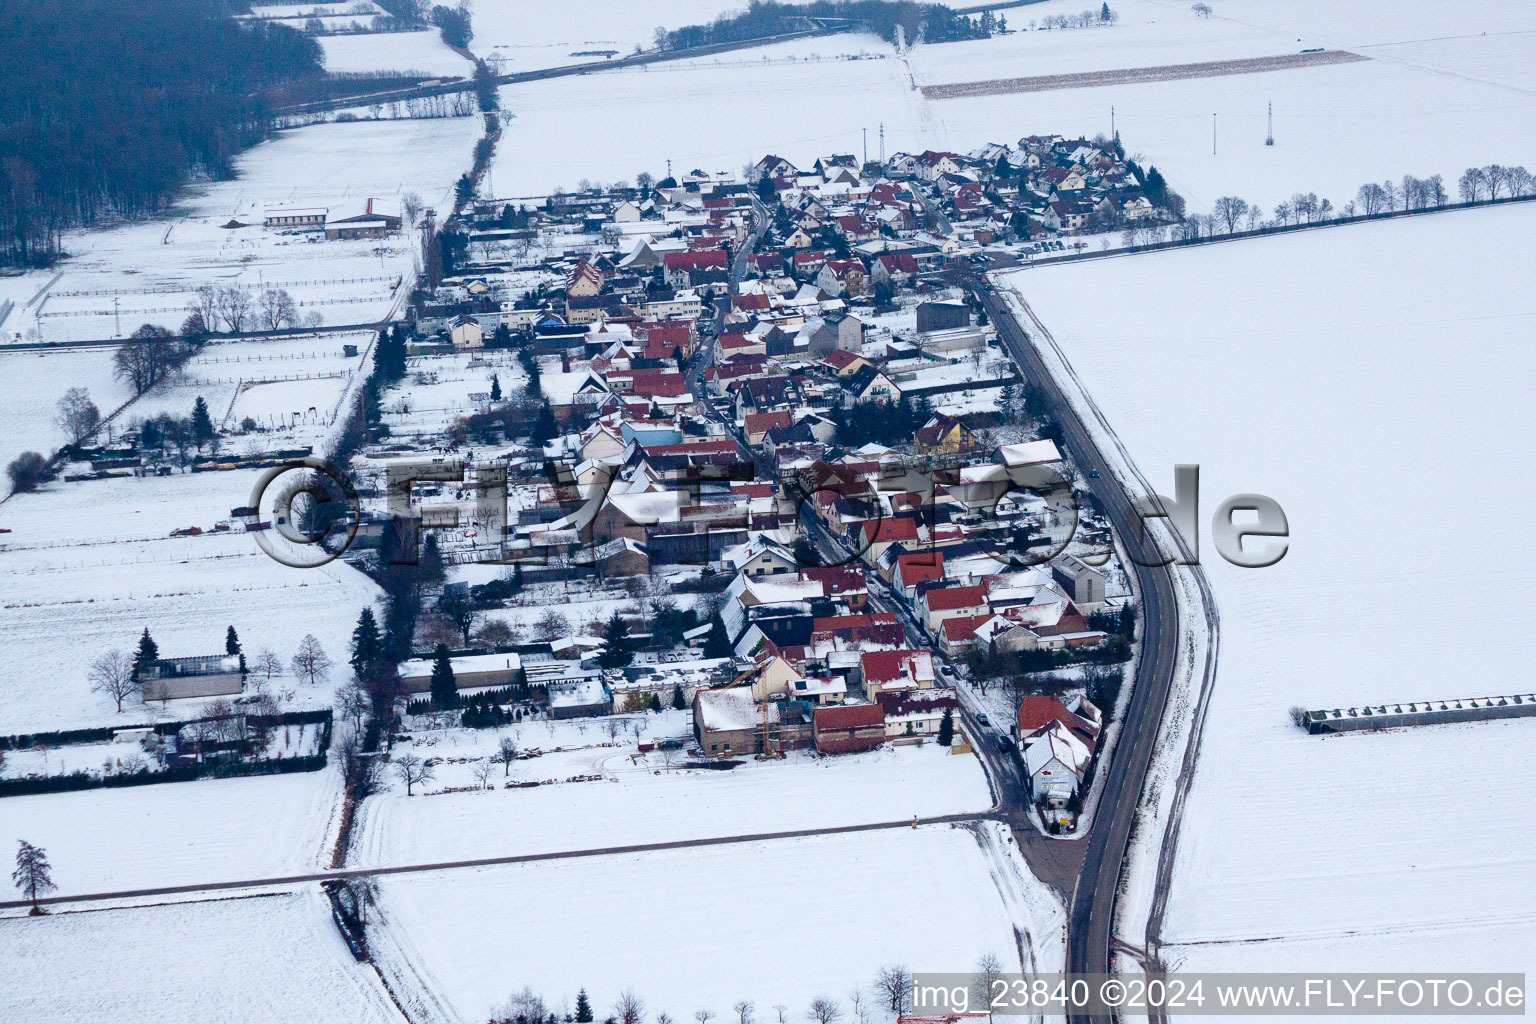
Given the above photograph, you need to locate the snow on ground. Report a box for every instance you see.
[0,347,132,496]
[491,37,922,196]
[319,29,472,76]
[370,823,1062,1021]
[0,469,382,733]
[998,202,1536,975]
[352,720,993,867]
[468,0,748,72]
[113,331,373,447]
[25,116,477,343]
[0,769,342,897]
[0,890,403,1023]
[382,349,528,438]
[485,3,1536,216]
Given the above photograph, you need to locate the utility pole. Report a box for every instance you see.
[862,127,868,167]
[879,122,885,166]
[1110,105,1115,141]
[1212,113,1217,155]
[1266,102,1274,146]
[113,296,120,339]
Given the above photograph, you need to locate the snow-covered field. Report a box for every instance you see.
[0,469,382,732]
[997,202,1536,976]
[319,29,471,76]
[906,0,1536,212]
[0,347,132,495]
[0,890,402,1023]
[0,770,341,897]
[352,726,993,867]
[113,331,373,446]
[468,0,748,72]
[19,116,475,344]
[492,36,920,196]
[486,1,1536,215]
[370,823,1061,1021]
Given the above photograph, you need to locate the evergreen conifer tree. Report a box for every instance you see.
[429,642,458,711]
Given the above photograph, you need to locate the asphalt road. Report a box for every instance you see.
[974,276,1180,1022]
[0,811,994,912]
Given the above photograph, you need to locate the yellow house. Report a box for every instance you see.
[914,417,975,455]
[746,655,805,701]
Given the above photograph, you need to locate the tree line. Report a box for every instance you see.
[0,0,323,265]
[656,1,994,52]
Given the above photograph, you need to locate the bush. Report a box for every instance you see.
[6,451,48,493]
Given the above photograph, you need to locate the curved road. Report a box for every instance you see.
[974,275,1179,1022]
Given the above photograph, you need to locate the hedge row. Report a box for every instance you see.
[0,708,333,751]
[0,753,328,798]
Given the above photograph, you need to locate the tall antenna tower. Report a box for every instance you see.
[1265,102,1274,146]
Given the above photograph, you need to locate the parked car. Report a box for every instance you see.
[976,712,991,726]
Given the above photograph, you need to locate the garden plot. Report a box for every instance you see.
[381,350,528,438]
[0,769,342,897]
[0,470,381,733]
[369,823,1062,1021]
[467,0,748,72]
[318,28,472,76]
[350,720,993,868]
[997,202,1536,975]
[29,116,478,343]
[0,890,403,1024]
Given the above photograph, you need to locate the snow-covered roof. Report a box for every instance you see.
[695,687,773,732]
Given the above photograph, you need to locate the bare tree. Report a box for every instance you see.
[291,634,331,686]
[474,619,520,648]
[402,192,424,227]
[695,1011,716,1024]
[471,757,495,790]
[1509,165,1534,197]
[342,876,380,925]
[496,735,519,775]
[392,752,434,795]
[1483,164,1511,199]
[973,952,1004,1019]
[875,965,912,1014]
[806,998,841,1024]
[616,990,646,1024]
[1355,182,1388,216]
[12,840,56,913]
[1210,196,1248,233]
[215,286,252,333]
[188,284,219,332]
[844,990,866,1024]
[733,1001,754,1024]
[771,1007,787,1024]
[89,650,139,712]
[440,586,477,645]
[337,679,371,735]
[1191,2,1212,16]
[1458,167,1486,203]
[530,609,571,641]
[258,287,298,330]
[1288,705,1308,728]
[337,731,384,798]
[55,387,101,443]
[255,648,284,681]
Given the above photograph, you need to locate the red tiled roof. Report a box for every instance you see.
[860,648,931,684]
[861,517,919,544]
[663,250,729,270]
[814,703,885,730]
[923,584,988,611]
